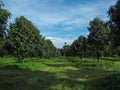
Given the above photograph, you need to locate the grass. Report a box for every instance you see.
[0,57,120,90]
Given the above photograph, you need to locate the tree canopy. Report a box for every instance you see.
[0,0,120,60]
[87,18,109,60]
[0,1,11,40]
[108,0,120,56]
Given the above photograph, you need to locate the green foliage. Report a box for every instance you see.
[61,36,87,58]
[88,18,109,60]
[0,1,11,57]
[61,44,71,56]
[3,16,60,61]
[0,40,7,57]
[0,0,119,89]
[42,39,60,58]
[60,18,110,59]
[108,0,120,56]
[108,0,120,47]
[0,1,11,40]
[4,16,43,61]
[71,36,87,58]
[0,48,7,57]
[1,0,119,60]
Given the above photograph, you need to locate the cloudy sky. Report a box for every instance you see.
[3,0,117,48]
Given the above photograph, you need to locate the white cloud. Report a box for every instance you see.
[46,36,74,48]
[4,0,117,48]
[5,0,115,26]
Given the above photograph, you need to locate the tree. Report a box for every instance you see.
[70,36,86,58]
[62,44,70,56]
[4,16,60,61]
[61,36,87,58]
[0,1,11,57]
[42,39,60,58]
[77,36,87,58]
[0,1,11,40]
[108,0,120,56]
[88,18,109,60]
[4,16,42,62]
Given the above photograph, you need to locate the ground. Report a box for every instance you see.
[0,57,120,90]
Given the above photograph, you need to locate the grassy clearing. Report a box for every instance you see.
[0,57,119,90]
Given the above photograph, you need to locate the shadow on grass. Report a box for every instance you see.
[80,63,97,67]
[0,65,55,90]
[65,69,113,80]
[102,57,120,62]
[0,61,119,90]
[64,69,119,90]
[83,73,120,90]
[0,64,88,90]
[45,63,74,67]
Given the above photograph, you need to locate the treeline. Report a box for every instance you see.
[60,0,120,60]
[0,1,60,62]
[0,0,120,62]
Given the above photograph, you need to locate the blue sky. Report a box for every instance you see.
[3,0,117,48]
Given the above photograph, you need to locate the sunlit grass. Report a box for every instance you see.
[0,57,119,90]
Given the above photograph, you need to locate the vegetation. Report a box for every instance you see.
[4,16,43,61]
[0,1,60,61]
[108,0,120,56]
[60,0,120,59]
[0,0,120,90]
[0,57,120,90]
[87,18,109,60]
[0,1,11,40]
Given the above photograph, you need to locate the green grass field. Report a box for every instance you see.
[0,57,120,90]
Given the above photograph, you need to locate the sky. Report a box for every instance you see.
[3,0,117,48]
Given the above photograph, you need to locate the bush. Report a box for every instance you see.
[87,73,120,90]
[0,48,7,57]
